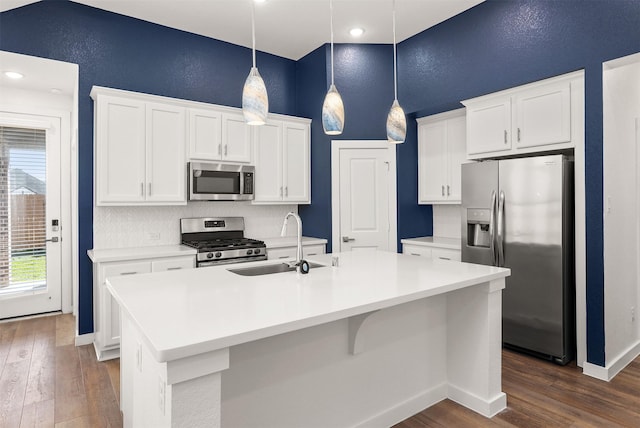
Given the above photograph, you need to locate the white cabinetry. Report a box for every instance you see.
[188,108,252,163]
[417,109,466,204]
[401,237,461,261]
[463,70,583,159]
[92,253,195,361]
[253,116,311,204]
[92,89,186,205]
[267,244,326,261]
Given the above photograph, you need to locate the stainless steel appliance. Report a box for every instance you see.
[461,154,574,364]
[181,217,267,267]
[188,162,254,201]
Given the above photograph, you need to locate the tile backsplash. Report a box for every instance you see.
[432,205,461,239]
[93,202,298,249]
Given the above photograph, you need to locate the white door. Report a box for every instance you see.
[0,113,62,319]
[333,142,396,252]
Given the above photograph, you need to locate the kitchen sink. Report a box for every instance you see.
[228,262,326,276]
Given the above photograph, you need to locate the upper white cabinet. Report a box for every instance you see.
[188,108,252,163]
[92,88,186,206]
[417,108,466,204]
[253,116,311,204]
[462,70,584,159]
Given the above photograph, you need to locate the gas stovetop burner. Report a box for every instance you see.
[180,217,267,267]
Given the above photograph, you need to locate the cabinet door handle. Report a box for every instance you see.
[140,182,144,196]
[224,145,228,156]
[517,127,521,142]
[447,185,450,196]
[148,183,152,196]
[504,130,508,144]
[280,186,283,197]
[285,187,288,197]
[218,144,222,155]
[441,185,445,196]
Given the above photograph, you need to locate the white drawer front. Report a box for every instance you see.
[152,256,196,272]
[402,245,432,258]
[432,248,461,261]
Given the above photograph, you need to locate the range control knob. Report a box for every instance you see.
[206,252,214,259]
[246,249,253,255]
[254,248,261,255]
[214,252,222,258]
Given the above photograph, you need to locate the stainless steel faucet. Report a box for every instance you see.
[281,211,303,272]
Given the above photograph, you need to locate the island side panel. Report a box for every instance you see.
[446,278,506,417]
[221,296,449,428]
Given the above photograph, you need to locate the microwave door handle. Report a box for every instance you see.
[497,190,505,267]
[489,190,497,266]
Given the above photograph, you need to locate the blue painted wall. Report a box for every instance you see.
[2,0,639,366]
[396,0,640,366]
[0,0,297,335]
[296,44,433,252]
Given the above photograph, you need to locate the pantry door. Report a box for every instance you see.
[331,140,397,252]
[0,112,62,319]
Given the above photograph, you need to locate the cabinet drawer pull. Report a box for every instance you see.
[504,130,508,144]
[307,253,317,256]
[120,271,138,276]
[411,253,421,256]
[278,256,289,259]
[167,267,182,271]
[439,257,451,260]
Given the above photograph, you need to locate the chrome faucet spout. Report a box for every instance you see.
[281,211,303,272]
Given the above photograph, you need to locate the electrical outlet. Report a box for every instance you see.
[147,232,161,241]
[158,376,166,414]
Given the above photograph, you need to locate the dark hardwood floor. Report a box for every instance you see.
[1,313,639,427]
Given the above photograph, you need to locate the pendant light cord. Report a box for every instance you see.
[251,0,257,68]
[393,0,398,101]
[330,0,335,85]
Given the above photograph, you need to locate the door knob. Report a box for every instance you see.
[342,236,355,243]
[45,237,59,243]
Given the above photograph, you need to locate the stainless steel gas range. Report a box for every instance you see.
[180,217,267,267]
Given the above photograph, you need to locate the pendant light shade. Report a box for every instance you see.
[242,0,268,126]
[386,0,406,143]
[322,83,345,135]
[322,0,344,135]
[386,99,407,144]
[242,67,268,125]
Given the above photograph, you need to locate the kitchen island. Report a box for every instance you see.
[107,250,510,428]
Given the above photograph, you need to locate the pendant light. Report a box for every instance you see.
[242,0,268,126]
[322,0,345,135]
[386,0,406,144]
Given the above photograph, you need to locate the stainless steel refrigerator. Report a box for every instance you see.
[461,154,574,365]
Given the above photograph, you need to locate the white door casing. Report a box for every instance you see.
[0,112,63,319]
[331,140,397,253]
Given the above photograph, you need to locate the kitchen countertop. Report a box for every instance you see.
[87,245,196,263]
[262,236,328,248]
[107,250,508,362]
[400,236,461,250]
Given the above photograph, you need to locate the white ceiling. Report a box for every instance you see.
[1,0,484,60]
[0,51,78,96]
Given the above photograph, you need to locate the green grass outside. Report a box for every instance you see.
[11,254,46,283]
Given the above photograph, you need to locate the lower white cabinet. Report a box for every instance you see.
[266,244,326,261]
[402,242,461,262]
[92,254,195,361]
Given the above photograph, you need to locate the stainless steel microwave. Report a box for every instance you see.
[188,162,255,201]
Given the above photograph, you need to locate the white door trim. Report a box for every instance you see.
[0,105,73,316]
[331,140,397,253]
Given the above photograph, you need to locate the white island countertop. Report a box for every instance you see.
[107,250,509,363]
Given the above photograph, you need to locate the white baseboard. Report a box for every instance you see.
[75,332,95,346]
[583,340,640,381]
[448,385,507,418]
[353,383,448,428]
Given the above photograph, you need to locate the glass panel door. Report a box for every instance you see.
[0,114,61,319]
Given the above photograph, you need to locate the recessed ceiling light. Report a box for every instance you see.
[349,28,365,37]
[4,71,24,79]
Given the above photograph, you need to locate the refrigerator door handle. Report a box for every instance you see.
[497,190,505,267]
[489,190,497,266]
